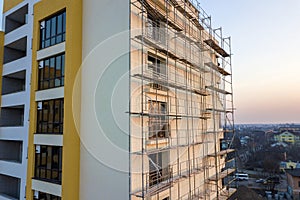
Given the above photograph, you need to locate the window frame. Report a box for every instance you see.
[38,54,65,90]
[34,145,63,184]
[36,99,64,135]
[148,100,169,139]
[40,11,66,49]
[147,54,167,77]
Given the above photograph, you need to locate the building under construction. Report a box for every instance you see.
[0,0,235,199]
[129,0,235,199]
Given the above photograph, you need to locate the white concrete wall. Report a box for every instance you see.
[81,0,130,199]
[0,1,39,198]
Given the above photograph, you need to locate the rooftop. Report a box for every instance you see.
[286,169,300,177]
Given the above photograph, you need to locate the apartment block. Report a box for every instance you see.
[0,0,38,199]
[1,0,235,199]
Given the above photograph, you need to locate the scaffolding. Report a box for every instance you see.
[130,0,235,199]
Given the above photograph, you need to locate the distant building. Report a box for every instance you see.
[280,161,299,172]
[240,136,250,146]
[279,126,300,132]
[286,169,300,199]
[274,131,300,145]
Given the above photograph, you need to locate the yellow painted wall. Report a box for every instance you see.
[26,0,82,199]
[3,0,24,13]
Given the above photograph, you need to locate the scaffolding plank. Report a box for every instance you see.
[172,0,204,30]
[213,188,237,200]
[204,39,230,57]
[132,73,208,96]
[205,62,231,76]
[132,181,172,198]
[131,140,212,155]
[207,149,235,157]
[206,85,232,95]
[208,168,235,181]
[206,108,229,113]
[135,34,207,71]
[138,0,183,31]
[130,111,211,120]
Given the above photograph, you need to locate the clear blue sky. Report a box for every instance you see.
[201,0,300,124]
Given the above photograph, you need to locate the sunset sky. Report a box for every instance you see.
[201,0,300,124]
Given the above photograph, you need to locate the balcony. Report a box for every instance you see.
[1,70,25,95]
[0,140,22,163]
[5,4,28,34]
[0,174,20,200]
[4,37,27,65]
[0,105,24,127]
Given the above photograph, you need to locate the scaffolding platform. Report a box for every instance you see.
[208,168,235,181]
[169,0,204,30]
[130,112,211,120]
[135,34,205,71]
[214,188,237,200]
[204,39,229,57]
[205,62,231,76]
[207,149,235,157]
[137,0,184,31]
[132,140,213,155]
[132,73,208,96]
[132,181,173,198]
[206,85,232,95]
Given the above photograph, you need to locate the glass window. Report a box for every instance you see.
[148,55,166,76]
[148,151,171,187]
[34,191,61,200]
[34,145,62,184]
[148,100,169,139]
[36,99,64,134]
[39,54,65,90]
[40,11,66,49]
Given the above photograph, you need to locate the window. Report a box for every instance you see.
[146,15,166,44]
[34,191,61,200]
[149,151,171,187]
[148,101,169,139]
[38,54,65,90]
[148,55,166,77]
[35,145,62,184]
[36,99,64,134]
[40,11,66,49]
